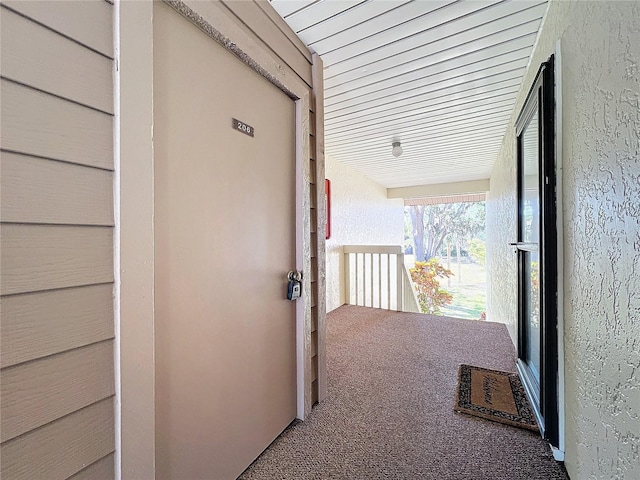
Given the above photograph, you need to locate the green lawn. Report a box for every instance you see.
[436,260,486,320]
[404,256,487,320]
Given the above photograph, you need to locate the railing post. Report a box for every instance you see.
[397,253,404,311]
[355,253,360,306]
[378,254,382,309]
[344,248,350,305]
[387,254,391,309]
[369,254,374,308]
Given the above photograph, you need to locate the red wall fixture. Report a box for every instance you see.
[325,179,331,240]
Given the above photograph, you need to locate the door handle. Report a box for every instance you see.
[510,242,539,252]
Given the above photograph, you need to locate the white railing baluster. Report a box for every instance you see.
[364,253,368,307]
[344,247,351,305]
[363,253,366,306]
[358,253,362,306]
[355,253,359,306]
[369,253,374,307]
[397,253,404,312]
[378,254,382,309]
[387,253,392,309]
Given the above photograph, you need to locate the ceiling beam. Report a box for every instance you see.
[387,179,490,199]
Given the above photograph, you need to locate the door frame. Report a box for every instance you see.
[117,0,324,476]
[514,55,559,448]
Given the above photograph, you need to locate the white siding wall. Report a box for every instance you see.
[486,1,640,477]
[325,155,404,312]
[0,2,115,479]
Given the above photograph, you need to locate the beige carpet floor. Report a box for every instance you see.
[239,305,568,479]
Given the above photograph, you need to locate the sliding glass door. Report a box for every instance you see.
[515,56,558,447]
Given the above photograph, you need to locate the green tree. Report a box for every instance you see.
[468,239,486,265]
[409,259,454,315]
[405,201,486,261]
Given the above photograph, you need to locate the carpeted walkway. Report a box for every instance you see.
[239,305,568,479]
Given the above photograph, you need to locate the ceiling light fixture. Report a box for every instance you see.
[392,141,403,157]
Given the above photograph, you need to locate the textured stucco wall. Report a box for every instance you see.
[561,2,640,477]
[487,1,640,478]
[325,156,404,312]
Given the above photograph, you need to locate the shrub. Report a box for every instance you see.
[409,259,454,315]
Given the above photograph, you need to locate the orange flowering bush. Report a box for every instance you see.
[410,259,454,315]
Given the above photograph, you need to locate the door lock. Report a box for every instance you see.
[287,271,302,301]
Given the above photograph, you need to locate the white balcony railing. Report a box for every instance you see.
[343,245,420,313]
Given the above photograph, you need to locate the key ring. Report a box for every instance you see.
[287,271,303,282]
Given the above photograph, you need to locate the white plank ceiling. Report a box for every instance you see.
[269,0,549,189]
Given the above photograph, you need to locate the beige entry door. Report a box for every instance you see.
[153,4,297,479]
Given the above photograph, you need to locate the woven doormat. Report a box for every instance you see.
[454,364,539,432]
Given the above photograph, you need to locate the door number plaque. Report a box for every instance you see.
[232,118,254,137]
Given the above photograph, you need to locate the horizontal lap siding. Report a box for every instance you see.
[0,80,113,169]
[1,7,113,113]
[68,454,115,480]
[0,224,114,296]
[0,285,114,369]
[0,399,115,480]
[0,152,114,226]
[0,2,115,479]
[1,0,114,58]
[1,341,115,442]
